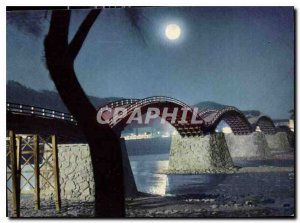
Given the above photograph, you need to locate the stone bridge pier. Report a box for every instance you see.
[224,131,292,160]
[224,132,271,160]
[168,133,235,174]
[265,132,291,151]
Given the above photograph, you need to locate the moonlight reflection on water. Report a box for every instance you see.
[129,153,294,203]
[129,154,228,196]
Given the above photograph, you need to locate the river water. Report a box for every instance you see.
[128,154,294,207]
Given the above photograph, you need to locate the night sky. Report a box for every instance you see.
[6,7,294,119]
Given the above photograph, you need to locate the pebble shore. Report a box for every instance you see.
[7,192,294,218]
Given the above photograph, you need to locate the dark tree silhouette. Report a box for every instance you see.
[289,109,295,119]
[44,9,125,217]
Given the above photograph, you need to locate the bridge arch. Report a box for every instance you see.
[200,107,253,135]
[99,96,205,137]
[248,115,276,135]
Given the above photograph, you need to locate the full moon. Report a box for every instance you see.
[165,24,181,40]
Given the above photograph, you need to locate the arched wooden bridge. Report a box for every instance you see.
[7,96,278,138]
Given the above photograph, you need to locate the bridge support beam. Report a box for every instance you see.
[224,132,270,160]
[168,133,234,174]
[265,132,291,151]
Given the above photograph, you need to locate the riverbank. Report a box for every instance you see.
[7,151,294,218]
[126,192,294,217]
[7,188,294,218]
[7,165,294,218]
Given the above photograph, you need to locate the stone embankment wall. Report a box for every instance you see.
[168,133,234,174]
[40,144,95,201]
[41,139,137,201]
[58,144,95,201]
[224,132,270,160]
[265,132,291,151]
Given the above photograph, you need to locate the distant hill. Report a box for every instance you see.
[6,80,123,113]
[241,110,261,118]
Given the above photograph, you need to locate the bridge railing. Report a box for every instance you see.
[7,103,77,124]
[104,96,194,110]
[198,109,218,119]
[105,99,140,108]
